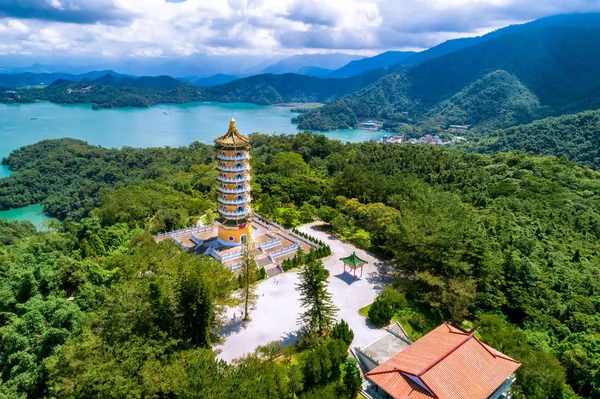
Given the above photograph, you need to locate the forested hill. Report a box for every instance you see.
[295,26,600,131]
[469,108,600,170]
[326,51,415,78]
[420,70,542,131]
[16,80,206,109]
[202,69,389,104]
[9,67,391,108]
[90,74,183,90]
[0,70,131,88]
[1,134,600,397]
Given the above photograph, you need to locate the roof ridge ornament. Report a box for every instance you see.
[215,118,250,147]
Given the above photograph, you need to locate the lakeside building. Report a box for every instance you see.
[361,121,380,130]
[408,135,445,145]
[3,90,19,99]
[448,124,470,133]
[360,323,520,399]
[154,119,318,274]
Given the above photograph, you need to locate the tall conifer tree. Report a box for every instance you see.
[240,236,259,321]
[296,260,338,336]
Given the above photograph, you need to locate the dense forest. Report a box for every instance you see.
[0,138,215,225]
[2,133,600,398]
[469,109,600,170]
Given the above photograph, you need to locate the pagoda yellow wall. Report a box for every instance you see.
[218,223,252,245]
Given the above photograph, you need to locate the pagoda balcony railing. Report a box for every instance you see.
[219,186,251,194]
[217,176,251,184]
[216,165,250,172]
[219,209,252,218]
[218,197,251,205]
[216,154,250,161]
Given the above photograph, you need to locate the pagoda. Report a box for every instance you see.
[214,119,252,246]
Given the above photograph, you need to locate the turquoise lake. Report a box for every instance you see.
[0,101,386,227]
[0,165,11,178]
[0,101,385,159]
[0,204,53,230]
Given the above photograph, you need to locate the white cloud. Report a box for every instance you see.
[0,0,599,59]
[8,19,30,34]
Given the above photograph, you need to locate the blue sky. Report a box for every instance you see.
[1,0,600,60]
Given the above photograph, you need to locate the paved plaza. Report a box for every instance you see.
[215,222,395,362]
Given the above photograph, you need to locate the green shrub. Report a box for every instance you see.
[258,267,267,280]
[381,287,407,311]
[368,299,394,326]
[331,319,354,346]
[408,312,428,330]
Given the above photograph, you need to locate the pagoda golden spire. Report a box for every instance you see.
[215,118,250,147]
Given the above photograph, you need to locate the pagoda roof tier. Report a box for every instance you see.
[340,252,368,269]
[217,219,251,228]
[214,119,251,148]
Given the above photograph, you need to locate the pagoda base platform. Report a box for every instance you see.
[154,215,317,275]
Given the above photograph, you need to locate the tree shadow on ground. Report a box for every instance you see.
[334,271,362,285]
[365,260,395,290]
[364,316,385,331]
[306,225,341,242]
[219,317,248,337]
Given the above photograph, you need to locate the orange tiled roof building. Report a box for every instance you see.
[366,323,520,399]
[214,119,252,247]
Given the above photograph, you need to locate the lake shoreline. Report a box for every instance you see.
[0,204,53,230]
[0,101,387,226]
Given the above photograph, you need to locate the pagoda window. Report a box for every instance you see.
[236,151,242,157]
[236,163,242,169]
[236,174,243,180]
[237,195,243,201]
[237,206,244,212]
[237,185,243,190]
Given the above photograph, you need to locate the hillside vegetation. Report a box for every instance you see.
[326,51,415,78]
[420,70,542,131]
[469,108,600,170]
[2,134,600,397]
[295,26,600,132]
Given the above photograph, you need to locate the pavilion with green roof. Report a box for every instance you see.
[340,252,367,279]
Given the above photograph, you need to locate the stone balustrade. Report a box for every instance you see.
[155,224,215,239]
[268,243,301,260]
[259,238,281,252]
[221,251,243,262]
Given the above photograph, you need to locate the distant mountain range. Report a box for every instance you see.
[258,53,364,75]
[193,74,239,86]
[4,12,600,140]
[8,66,391,109]
[295,13,600,131]
[0,70,132,88]
[325,51,416,78]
